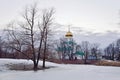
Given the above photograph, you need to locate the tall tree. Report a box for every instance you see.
[5,4,54,70]
[40,9,54,68]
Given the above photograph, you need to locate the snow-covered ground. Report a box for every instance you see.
[0,59,120,80]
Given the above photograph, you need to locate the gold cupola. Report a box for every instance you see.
[65,26,73,38]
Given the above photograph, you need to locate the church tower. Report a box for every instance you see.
[65,25,73,38]
[64,25,74,60]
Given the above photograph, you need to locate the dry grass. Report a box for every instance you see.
[6,63,35,70]
[5,63,52,71]
[96,60,120,67]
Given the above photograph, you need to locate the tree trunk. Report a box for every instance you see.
[111,52,115,61]
[95,54,98,60]
[42,28,48,68]
[42,54,46,68]
[84,52,88,64]
[42,47,46,68]
[33,60,38,71]
[0,53,1,58]
[117,54,120,61]
[42,38,47,68]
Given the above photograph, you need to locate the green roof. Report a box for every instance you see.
[75,51,84,56]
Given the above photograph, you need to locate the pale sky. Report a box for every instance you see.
[1,0,120,47]
[0,0,120,32]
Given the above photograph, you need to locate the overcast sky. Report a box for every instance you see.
[0,0,120,47]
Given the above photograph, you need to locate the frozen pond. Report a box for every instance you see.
[0,59,120,80]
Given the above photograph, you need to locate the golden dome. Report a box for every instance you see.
[65,31,73,38]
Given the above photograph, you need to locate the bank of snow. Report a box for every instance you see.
[0,58,120,80]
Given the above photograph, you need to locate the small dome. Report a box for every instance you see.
[65,31,73,37]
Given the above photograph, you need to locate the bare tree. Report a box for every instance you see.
[40,9,54,68]
[90,43,100,60]
[104,42,116,60]
[116,39,120,60]
[57,38,67,60]
[5,4,54,70]
[81,41,90,64]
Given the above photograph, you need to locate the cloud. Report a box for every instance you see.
[74,31,120,48]
[53,23,120,48]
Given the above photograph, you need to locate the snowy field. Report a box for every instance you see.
[0,59,120,80]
